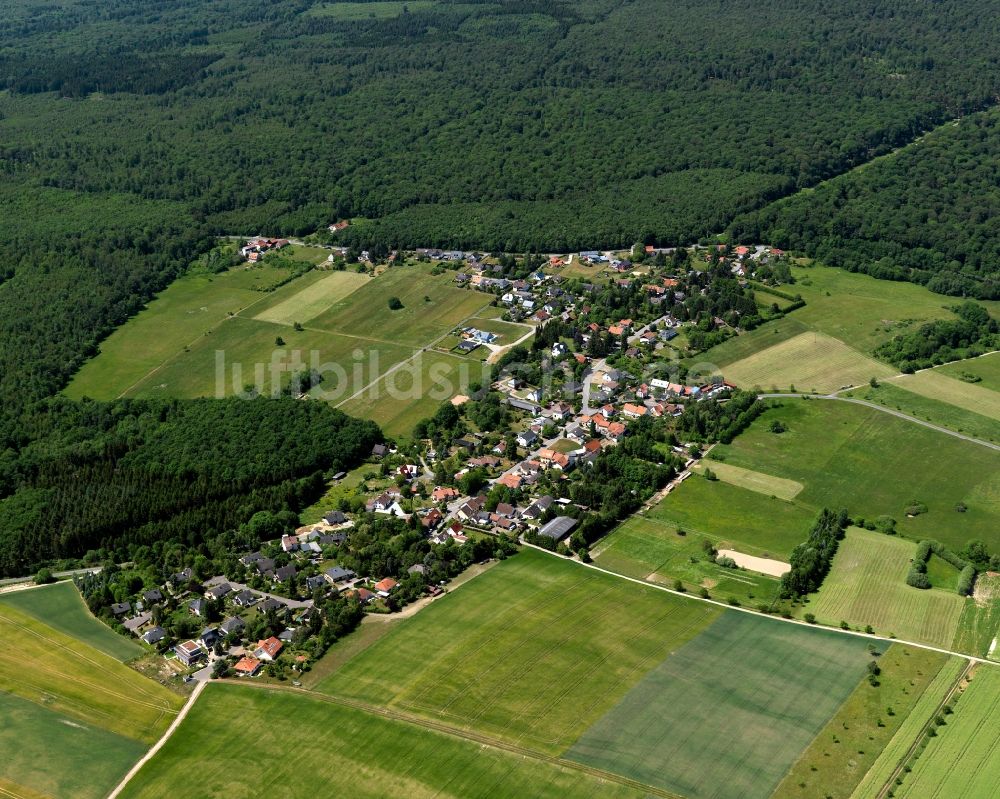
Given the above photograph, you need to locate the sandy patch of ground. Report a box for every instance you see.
[717,549,791,577]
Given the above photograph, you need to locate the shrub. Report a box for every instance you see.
[957,564,976,596]
[387,296,403,310]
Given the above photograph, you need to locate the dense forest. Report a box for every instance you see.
[732,111,1000,298]
[2,0,1000,572]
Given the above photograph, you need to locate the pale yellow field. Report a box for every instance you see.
[889,368,1000,422]
[721,332,895,393]
[693,460,803,501]
[254,271,370,325]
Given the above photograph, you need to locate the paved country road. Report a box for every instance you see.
[760,393,1000,452]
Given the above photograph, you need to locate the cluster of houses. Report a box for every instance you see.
[240,237,290,263]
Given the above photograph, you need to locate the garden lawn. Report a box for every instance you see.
[0,691,147,799]
[0,581,141,661]
[896,666,1000,799]
[0,603,183,743]
[317,549,720,753]
[65,262,298,399]
[710,400,1000,551]
[306,266,490,343]
[771,645,952,799]
[566,612,874,799]
[119,684,653,799]
[804,528,965,648]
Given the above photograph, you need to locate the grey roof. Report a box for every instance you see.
[508,398,541,413]
[233,589,257,606]
[123,612,152,633]
[220,617,245,635]
[258,597,284,614]
[111,602,131,615]
[274,564,297,582]
[255,558,276,575]
[143,589,163,603]
[325,566,356,582]
[323,510,346,525]
[407,563,427,575]
[207,583,232,599]
[141,626,166,645]
[538,516,578,541]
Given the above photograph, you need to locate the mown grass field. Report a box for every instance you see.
[804,528,966,648]
[692,460,803,500]
[849,657,968,799]
[127,315,414,401]
[711,400,1000,551]
[0,581,141,661]
[0,691,147,799]
[566,612,874,799]
[119,684,653,799]
[65,261,299,399]
[935,351,1000,393]
[253,270,370,325]
[339,350,491,437]
[307,266,489,343]
[896,666,1000,799]
[720,331,893,393]
[317,549,720,753]
[0,603,183,743]
[889,368,1000,422]
[771,645,951,799]
[849,382,1000,444]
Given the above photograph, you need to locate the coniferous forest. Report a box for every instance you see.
[2,0,1000,573]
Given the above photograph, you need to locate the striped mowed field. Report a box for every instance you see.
[254,270,370,325]
[889,367,1000,421]
[805,527,966,648]
[693,459,803,501]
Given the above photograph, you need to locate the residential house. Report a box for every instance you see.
[205,583,232,601]
[455,496,486,523]
[522,495,554,520]
[323,510,347,526]
[273,564,297,583]
[200,627,222,651]
[255,559,277,578]
[432,486,460,502]
[254,637,284,662]
[124,612,153,634]
[516,429,538,448]
[220,617,245,638]
[141,626,166,646]
[305,574,328,592]
[324,566,356,586]
[373,577,398,597]
[110,602,131,617]
[188,599,205,617]
[169,567,193,586]
[257,597,284,615]
[174,640,206,667]
[420,508,444,530]
[234,656,262,677]
[232,589,258,609]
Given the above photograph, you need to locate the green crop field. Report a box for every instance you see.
[119,684,652,799]
[804,528,965,648]
[0,603,183,743]
[895,666,1000,799]
[0,581,141,661]
[339,350,491,438]
[127,315,414,401]
[317,549,720,753]
[952,572,1000,659]
[253,271,371,325]
[710,400,1000,551]
[566,612,874,799]
[849,657,968,799]
[847,382,1000,444]
[691,460,803,501]
[306,266,490,343]
[935,352,1000,394]
[0,691,147,799]
[65,262,300,399]
[771,645,951,799]
[593,515,785,605]
[720,331,894,393]
[889,368,1000,422]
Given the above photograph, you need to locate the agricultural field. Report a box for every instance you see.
[253,271,370,325]
[888,368,1000,422]
[895,666,1000,799]
[339,350,491,437]
[0,581,141,661]
[719,331,893,393]
[952,572,1000,659]
[935,352,1000,394]
[118,684,652,799]
[709,400,1000,551]
[0,601,183,799]
[847,382,1000,444]
[849,657,968,799]
[317,549,721,753]
[803,528,966,648]
[306,267,490,343]
[771,645,952,799]
[65,260,302,400]
[690,460,803,501]
[305,0,438,20]
[566,612,874,799]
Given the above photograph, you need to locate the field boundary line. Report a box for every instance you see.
[759,393,1000,451]
[871,658,974,799]
[105,680,205,799]
[522,544,1000,667]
